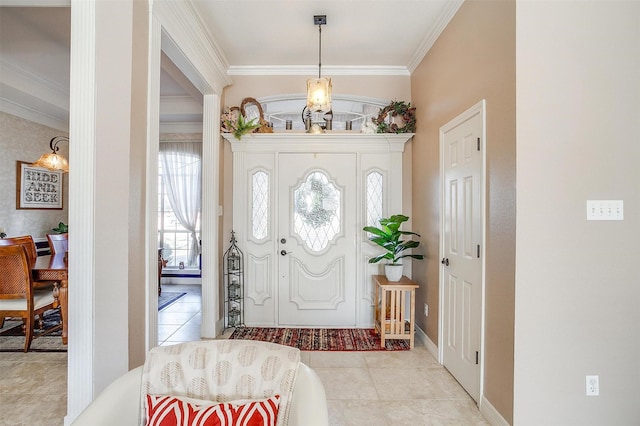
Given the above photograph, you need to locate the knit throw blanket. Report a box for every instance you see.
[139,340,301,426]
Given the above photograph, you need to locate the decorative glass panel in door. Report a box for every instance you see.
[365,170,384,228]
[293,171,341,252]
[251,170,269,240]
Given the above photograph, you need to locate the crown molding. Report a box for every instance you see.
[0,97,68,131]
[227,65,410,77]
[407,0,464,73]
[1,60,69,110]
[154,0,232,94]
[159,121,204,134]
[223,132,413,153]
[0,0,69,5]
[160,95,203,113]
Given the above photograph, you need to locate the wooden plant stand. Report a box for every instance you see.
[373,275,418,349]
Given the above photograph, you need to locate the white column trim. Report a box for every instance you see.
[200,94,220,338]
[146,14,162,350]
[65,0,96,424]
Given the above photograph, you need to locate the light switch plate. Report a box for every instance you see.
[586,200,623,221]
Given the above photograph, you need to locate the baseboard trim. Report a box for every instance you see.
[214,318,225,338]
[480,395,510,426]
[415,325,439,360]
[415,326,509,426]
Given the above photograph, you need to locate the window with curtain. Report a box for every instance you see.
[158,142,202,272]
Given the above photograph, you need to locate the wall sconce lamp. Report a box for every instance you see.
[306,15,332,113]
[32,136,69,173]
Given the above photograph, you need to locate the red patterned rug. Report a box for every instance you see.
[229,327,410,351]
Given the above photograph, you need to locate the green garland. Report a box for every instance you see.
[373,100,417,134]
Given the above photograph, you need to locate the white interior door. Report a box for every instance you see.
[440,101,484,402]
[277,153,356,326]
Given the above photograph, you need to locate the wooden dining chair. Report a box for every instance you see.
[0,245,59,352]
[0,235,58,289]
[46,233,68,255]
[0,235,38,266]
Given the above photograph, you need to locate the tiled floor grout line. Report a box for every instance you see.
[154,284,488,424]
[1,283,488,425]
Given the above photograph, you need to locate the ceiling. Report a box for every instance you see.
[0,1,462,132]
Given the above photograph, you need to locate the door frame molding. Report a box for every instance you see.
[438,99,487,401]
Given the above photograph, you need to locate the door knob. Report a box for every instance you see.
[441,258,449,266]
[280,250,290,256]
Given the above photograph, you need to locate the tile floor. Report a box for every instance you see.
[0,284,488,425]
[158,284,203,345]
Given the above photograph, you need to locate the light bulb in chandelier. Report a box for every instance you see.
[306,77,332,112]
[31,136,69,173]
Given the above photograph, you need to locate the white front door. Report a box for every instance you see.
[277,153,356,326]
[440,101,485,402]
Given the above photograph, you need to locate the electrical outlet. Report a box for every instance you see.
[424,303,428,317]
[586,375,599,396]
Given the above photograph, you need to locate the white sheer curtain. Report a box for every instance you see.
[159,142,202,266]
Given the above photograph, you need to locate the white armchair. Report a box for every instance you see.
[72,340,329,426]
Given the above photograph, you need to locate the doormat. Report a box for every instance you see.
[229,327,410,351]
[158,292,187,311]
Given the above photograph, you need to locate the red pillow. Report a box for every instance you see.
[145,394,280,426]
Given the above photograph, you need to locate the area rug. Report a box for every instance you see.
[0,309,61,337]
[158,291,187,311]
[0,335,67,352]
[229,327,410,351]
[0,310,65,352]
[0,290,186,337]
[0,292,187,352]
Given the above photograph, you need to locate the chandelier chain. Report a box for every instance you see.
[318,25,322,79]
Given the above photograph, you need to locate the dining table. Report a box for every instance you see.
[32,252,68,345]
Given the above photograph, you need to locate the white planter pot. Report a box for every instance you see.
[384,264,403,282]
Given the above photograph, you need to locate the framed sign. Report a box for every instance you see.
[16,161,64,210]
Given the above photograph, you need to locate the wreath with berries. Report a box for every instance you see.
[373,100,416,134]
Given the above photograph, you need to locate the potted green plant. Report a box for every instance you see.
[52,222,68,234]
[363,214,424,281]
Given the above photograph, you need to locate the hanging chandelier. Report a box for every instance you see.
[306,15,332,113]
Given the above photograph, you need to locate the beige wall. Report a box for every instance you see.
[0,112,69,238]
[514,1,640,424]
[410,0,516,422]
